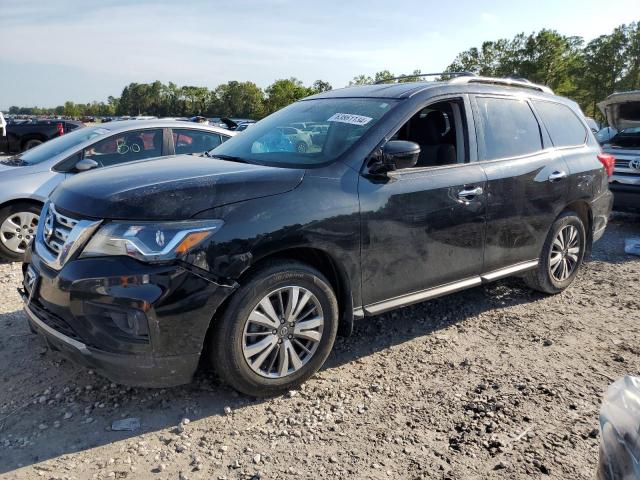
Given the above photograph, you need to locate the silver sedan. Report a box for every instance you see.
[0,120,234,261]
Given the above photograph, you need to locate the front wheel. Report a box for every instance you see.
[23,139,43,151]
[524,211,586,294]
[0,203,41,262]
[211,261,338,396]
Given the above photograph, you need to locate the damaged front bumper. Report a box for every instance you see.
[21,248,237,388]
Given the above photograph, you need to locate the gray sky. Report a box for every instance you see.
[0,0,637,109]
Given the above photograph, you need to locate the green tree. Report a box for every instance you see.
[397,69,423,83]
[264,78,311,114]
[579,26,631,117]
[349,74,374,86]
[311,80,333,93]
[63,101,81,117]
[214,81,265,118]
[621,22,640,90]
[181,86,209,115]
[374,70,395,83]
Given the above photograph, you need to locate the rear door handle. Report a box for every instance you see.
[457,186,483,199]
[548,171,567,182]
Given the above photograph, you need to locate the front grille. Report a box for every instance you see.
[43,205,78,255]
[36,203,102,270]
[615,159,630,169]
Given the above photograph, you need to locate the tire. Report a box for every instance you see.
[524,211,586,294]
[23,139,43,151]
[211,261,339,396]
[0,202,41,262]
[295,141,308,153]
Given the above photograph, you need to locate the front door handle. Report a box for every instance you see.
[457,186,483,199]
[548,171,568,182]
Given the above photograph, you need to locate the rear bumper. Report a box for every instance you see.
[590,190,614,243]
[609,183,640,213]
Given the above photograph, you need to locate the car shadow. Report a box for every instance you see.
[0,276,543,474]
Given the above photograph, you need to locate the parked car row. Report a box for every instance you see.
[0,118,84,153]
[13,76,614,396]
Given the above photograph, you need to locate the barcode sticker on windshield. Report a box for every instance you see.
[327,113,373,126]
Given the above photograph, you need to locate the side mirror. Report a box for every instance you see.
[371,140,420,173]
[75,158,99,172]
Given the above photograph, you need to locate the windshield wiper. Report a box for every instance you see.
[209,154,251,164]
[0,155,27,166]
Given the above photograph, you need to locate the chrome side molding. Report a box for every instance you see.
[356,260,539,316]
[364,277,482,316]
[480,260,538,282]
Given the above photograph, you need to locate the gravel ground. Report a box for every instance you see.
[0,209,639,480]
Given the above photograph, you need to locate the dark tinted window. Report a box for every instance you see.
[476,97,542,160]
[84,129,163,167]
[173,129,222,155]
[532,101,586,147]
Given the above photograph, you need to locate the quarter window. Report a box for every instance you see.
[173,129,223,155]
[476,97,543,160]
[532,101,587,147]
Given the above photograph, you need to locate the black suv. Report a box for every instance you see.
[21,77,613,396]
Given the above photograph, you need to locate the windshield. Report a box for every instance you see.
[211,98,397,167]
[610,127,640,148]
[13,126,111,166]
[619,127,640,135]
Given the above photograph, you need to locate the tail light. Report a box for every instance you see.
[597,153,615,177]
[56,122,64,136]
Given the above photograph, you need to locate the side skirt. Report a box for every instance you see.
[356,260,538,317]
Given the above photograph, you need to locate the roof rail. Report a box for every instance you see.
[374,71,475,85]
[449,76,554,94]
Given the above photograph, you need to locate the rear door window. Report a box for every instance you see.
[532,100,587,147]
[475,97,543,160]
[83,129,164,167]
[172,129,222,155]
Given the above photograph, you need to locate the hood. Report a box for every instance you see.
[598,91,640,130]
[0,162,21,174]
[50,155,305,220]
[0,157,49,175]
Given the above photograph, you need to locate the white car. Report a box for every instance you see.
[0,120,234,261]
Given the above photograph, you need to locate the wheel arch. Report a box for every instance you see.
[239,246,354,336]
[562,200,593,257]
[20,134,48,150]
[0,198,45,214]
[202,245,355,361]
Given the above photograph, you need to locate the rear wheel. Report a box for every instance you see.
[0,203,41,262]
[295,141,308,153]
[524,211,586,294]
[23,139,43,151]
[211,261,338,396]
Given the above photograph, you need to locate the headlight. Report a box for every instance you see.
[80,219,223,262]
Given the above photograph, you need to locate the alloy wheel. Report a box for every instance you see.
[0,212,39,254]
[242,286,324,378]
[549,225,580,282]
